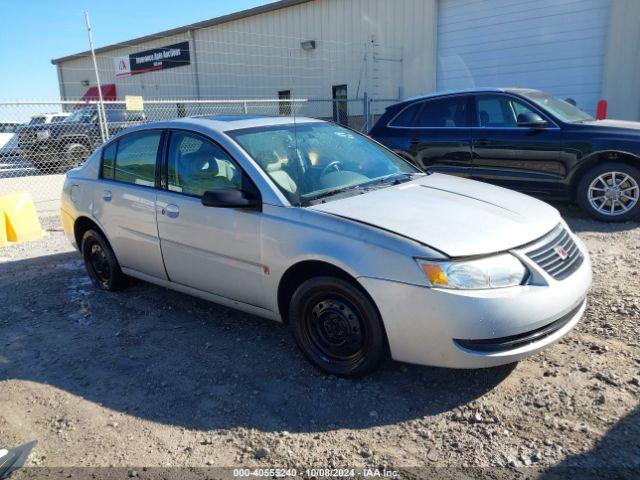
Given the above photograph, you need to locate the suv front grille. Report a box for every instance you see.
[526,225,584,280]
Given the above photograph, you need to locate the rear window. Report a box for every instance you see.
[389,103,422,127]
[101,131,161,187]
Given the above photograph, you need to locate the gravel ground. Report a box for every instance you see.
[0,204,638,477]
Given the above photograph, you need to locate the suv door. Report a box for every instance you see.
[156,130,266,307]
[385,95,473,176]
[93,129,168,280]
[471,94,565,194]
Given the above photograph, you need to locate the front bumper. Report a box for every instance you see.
[358,237,592,369]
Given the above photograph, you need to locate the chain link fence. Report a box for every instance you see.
[0,97,397,216]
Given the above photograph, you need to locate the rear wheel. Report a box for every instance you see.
[289,276,387,377]
[577,162,640,221]
[81,229,128,291]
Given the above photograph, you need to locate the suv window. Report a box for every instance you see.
[476,95,540,127]
[167,131,242,197]
[102,131,161,186]
[389,103,422,127]
[414,96,470,127]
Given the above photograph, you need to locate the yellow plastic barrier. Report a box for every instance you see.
[0,192,46,247]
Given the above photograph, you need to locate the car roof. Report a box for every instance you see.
[132,115,325,133]
[399,87,542,105]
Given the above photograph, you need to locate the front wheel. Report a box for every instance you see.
[289,276,388,377]
[577,162,640,221]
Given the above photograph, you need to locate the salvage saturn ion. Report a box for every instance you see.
[60,116,592,377]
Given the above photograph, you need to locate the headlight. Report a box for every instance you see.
[416,254,528,289]
[36,130,50,140]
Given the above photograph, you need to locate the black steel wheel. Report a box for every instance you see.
[81,229,128,291]
[577,162,640,222]
[289,276,387,377]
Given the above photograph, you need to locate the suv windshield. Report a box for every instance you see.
[228,122,421,205]
[520,91,594,123]
[64,108,96,123]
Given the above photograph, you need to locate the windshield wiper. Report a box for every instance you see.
[302,184,367,204]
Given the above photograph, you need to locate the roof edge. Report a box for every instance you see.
[51,0,313,65]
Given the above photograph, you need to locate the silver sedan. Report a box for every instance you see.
[61,116,591,376]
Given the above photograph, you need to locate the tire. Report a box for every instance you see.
[81,229,128,291]
[577,162,640,222]
[289,276,388,377]
[61,143,90,173]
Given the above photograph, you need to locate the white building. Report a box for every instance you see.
[52,0,640,120]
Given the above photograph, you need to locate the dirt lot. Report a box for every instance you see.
[0,204,638,477]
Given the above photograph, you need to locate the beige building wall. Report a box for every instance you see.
[602,0,640,120]
[55,0,438,118]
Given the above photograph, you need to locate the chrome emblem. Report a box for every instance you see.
[554,246,569,260]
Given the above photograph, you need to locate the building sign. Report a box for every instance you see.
[114,41,190,78]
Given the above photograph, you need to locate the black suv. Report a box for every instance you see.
[369,88,640,221]
[18,105,145,173]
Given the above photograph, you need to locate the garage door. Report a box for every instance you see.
[437,0,611,115]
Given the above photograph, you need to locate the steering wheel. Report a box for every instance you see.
[320,160,342,177]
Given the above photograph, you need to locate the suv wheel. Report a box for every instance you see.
[289,276,388,377]
[577,162,640,221]
[62,143,90,173]
[81,229,128,291]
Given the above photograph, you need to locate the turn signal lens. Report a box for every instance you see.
[416,254,527,290]
[421,264,448,286]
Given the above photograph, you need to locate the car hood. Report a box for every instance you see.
[310,173,560,257]
[582,119,640,131]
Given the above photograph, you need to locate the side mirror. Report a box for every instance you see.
[201,188,260,209]
[516,112,547,128]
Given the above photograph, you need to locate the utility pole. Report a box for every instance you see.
[85,11,108,142]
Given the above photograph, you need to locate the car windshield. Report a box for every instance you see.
[64,108,95,123]
[520,91,594,123]
[228,122,422,205]
[29,117,46,125]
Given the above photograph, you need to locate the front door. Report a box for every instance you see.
[471,94,565,195]
[93,129,167,280]
[332,85,348,126]
[155,130,266,308]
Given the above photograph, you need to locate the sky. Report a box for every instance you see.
[0,0,275,100]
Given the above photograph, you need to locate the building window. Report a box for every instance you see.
[278,90,291,116]
[332,85,348,126]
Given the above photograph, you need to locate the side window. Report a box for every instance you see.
[414,96,469,127]
[101,142,117,180]
[476,95,542,127]
[113,131,161,186]
[167,131,242,197]
[389,103,422,127]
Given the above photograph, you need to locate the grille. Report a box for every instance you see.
[526,225,584,280]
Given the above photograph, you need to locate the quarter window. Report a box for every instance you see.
[389,103,422,127]
[476,95,541,127]
[102,131,161,186]
[414,96,470,127]
[167,131,242,197]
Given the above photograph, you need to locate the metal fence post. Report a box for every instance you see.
[84,12,108,142]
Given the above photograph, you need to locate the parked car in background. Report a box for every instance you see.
[369,88,640,221]
[0,122,22,158]
[28,112,70,125]
[18,105,145,173]
[61,116,591,377]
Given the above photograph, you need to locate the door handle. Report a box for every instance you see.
[163,204,180,218]
[102,190,112,202]
[475,139,490,146]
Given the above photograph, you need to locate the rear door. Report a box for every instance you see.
[386,95,473,176]
[471,94,565,194]
[93,129,167,280]
[155,130,266,307]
